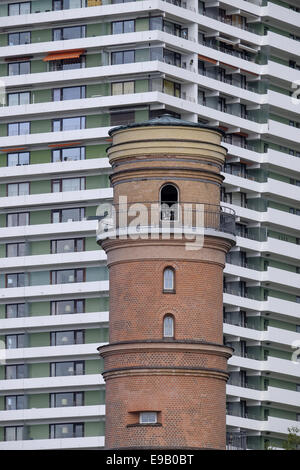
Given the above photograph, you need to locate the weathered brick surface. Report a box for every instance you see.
[109,260,224,344]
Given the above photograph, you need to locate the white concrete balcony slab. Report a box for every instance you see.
[0,280,109,302]
[237,236,300,265]
[228,355,300,380]
[224,323,300,349]
[223,293,300,322]
[268,60,300,86]
[227,414,300,435]
[268,120,300,148]
[0,220,99,243]
[3,343,106,362]
[0,435,104,450]
[228,204,300,234]
[266,149,300,176]
[0,250,106,271]
[267,32,300,60]
[0,158,111,180]
[0,311,109,333]
[0,374,104,394]
[224,264,300,292]
[0,405,105,425]
[265,2,300,30]
[0,127,111,148]
[0,188,112,210]
[268,90,300,119]
[226,385,300,409]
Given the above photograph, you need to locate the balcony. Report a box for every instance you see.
[97,201,236,242]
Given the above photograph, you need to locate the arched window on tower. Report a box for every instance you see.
[163,267,175,292]
[160,184,178,221]
[163,315,174,338]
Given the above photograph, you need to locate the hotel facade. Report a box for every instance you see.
[0,0,299,450]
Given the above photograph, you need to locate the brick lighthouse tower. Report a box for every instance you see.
[97,115,235,450]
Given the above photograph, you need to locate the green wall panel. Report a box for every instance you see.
[0,4,8,16]
[136,18,149,32]
[0,305,5,320]
[85,390,105,406]
[0,64,7,77]
[0,185,6,197]
[85,237,100,251]
[85,328,108,343]
[30,271,50,286]
[86,175,109,189]
[30,363,49,378]
[32,0,52,12]
[86,83,109,98]
[0,366,4,380]
[0,214,6,228]
[0,34,7,47]
[31,120,51,134]
[31,60,48,74]
[86,53,102,68]
[0,427,4,442]
[135,79,149,93]
[87,23,109,37]
[29,394,49,409]
[30,149,51,165]
[30,240,50,256]
[30,332,50,348]
[0,396,4,411]
[0,124,6,137]
[86,297,109,313]
[85,359,102,374]
[86,266,108,282]
[32,89,52,104]
[30,301,50,317]
[30,210,51,225]
[29,424,49,440]
[30,180,51,195]
[85,421,105,437]
[86,144,108,159]
[31,29,52,43]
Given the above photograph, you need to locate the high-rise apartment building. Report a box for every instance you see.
[0,0,299,451]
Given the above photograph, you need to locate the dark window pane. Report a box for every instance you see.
[112,22,123,35]
[123,50,134,63]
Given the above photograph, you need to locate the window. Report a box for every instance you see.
[52,208,85,223]
[4,426,24,441]
[7,212,29,227]
[52,177,85,192]
[9,2,31,15]
[53,26,86,41]
[8,32,31,46]
[6,273,26,288]
[296,325,300,333]
[7,152,30,166]
[139,412,157,424]
[8,61,30,76]
[51,269,84,284]
[53,0,86,9]
[163,268,175,292]
[110,111,135,126]
[163,80,181,97]
[50,392,83,408]
[150,17,184,38]
[51,238,84,254]
[50,423,84,439]
[6,243,26,257]
[52,117,85,132]
[5,395,25,410]
[53,86,86,101]
[49,56,85,71]
[163,315,174,338]
[112,20,135,35]
[51,299,85,315]
[111,50,135,65]
[52,147,85,162]
[50,361,84,377]
[7,182,30,197]
[111,81,135,95]
[8,122,30,136]
[51,330,84,346]
[163,49,181,67]
[160,184,179,221]
[6,304,26,319]
[7,92,30,106]
[5,364,25,380]
[6,334,25,349]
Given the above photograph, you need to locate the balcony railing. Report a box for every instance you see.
[97,201,236,236]
[226,432,247,450]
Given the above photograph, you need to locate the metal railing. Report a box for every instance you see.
[226,432,247,450]
[98,201,236,235]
